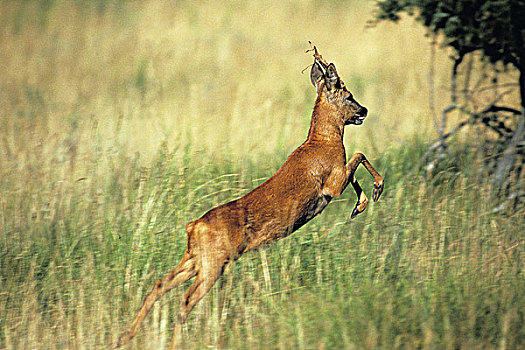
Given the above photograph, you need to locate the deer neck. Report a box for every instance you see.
[307,98,344,143]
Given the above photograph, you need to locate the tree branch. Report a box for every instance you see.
[483,105,521,115]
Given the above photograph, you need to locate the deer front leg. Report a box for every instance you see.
[346,152,384,217]
[349,175,368,218]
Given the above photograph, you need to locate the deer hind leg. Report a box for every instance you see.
[114,251,196,348]
[346,152,384,217]
[169,255,229,350]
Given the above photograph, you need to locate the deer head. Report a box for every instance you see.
[310,46,368,125]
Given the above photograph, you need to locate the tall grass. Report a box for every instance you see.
[0,0,457,167]
[1,1,523,349]
[1,141,523,349]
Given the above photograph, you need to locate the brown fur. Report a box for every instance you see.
[114,47,384,349]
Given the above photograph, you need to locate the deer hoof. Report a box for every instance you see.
[351,204,361,219]
[351,199,368,219]
[373,180,384,202]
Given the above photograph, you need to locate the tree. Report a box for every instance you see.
[376,0,524,209]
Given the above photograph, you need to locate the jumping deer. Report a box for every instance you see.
[115,46,384,349]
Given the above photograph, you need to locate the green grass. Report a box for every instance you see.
[1,141,523,349]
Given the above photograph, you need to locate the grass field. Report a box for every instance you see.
[1,0,524,349]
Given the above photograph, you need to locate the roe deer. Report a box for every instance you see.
[115,46,384,349]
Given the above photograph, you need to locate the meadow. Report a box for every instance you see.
[0,0,523,349]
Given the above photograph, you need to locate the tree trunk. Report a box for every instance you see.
[493,65,525,191]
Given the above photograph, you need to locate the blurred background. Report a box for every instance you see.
[0,0,454,169]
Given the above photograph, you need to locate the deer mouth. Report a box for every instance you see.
[352,115,366,125]
[352,108,368,125]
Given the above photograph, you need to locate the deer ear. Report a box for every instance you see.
[325,64,339,90]
[310,61,326,89]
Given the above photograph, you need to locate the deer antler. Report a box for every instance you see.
[306,43,345,90]
[313,47,329,67]
[304,42,333,78]
[306,42,329,67]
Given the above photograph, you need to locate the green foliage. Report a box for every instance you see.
[376,0,525,67]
